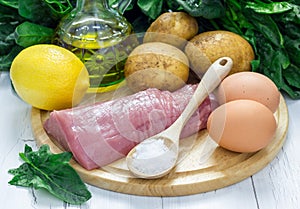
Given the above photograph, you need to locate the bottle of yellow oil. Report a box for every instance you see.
[55,0,137,93]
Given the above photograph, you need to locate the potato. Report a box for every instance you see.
[143,12,198,49]
[184,30,255,77]
[124,42,189,92]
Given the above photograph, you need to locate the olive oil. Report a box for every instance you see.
[55,0,136,92]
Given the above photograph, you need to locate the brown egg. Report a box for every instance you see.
[216,72,280,113]
[207,100,277,153]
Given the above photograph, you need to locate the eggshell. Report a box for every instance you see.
[207,100,277,153]
[216,72,280,113]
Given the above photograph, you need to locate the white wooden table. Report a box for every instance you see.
[1,72,299,209]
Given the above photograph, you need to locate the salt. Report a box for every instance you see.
[133,138,169,159]
[131,138,177,176]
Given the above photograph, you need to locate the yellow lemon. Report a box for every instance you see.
[10,44,90,110]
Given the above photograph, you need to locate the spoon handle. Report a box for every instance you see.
[175,57,233,129]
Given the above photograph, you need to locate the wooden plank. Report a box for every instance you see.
[252,97,300,209]
[162,178,258,209]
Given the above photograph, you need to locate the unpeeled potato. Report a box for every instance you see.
[184,30,255,77]
[143,12,198,49]
[124,42,189,92]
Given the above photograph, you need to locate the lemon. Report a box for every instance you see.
[10,44,90,110]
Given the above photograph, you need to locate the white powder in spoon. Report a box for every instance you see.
[131,138,177,176]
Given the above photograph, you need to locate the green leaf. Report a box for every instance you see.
[0,3,24,22]
[0,24,16,56]
[255,36,300,99]
[0,45,23,71]
[175,0,225,19]
[166,0,181,11]
[130,14,150,33]
[251,59,260,72]
[245,1,293,14]
[278,22,300,40]
[0,0,18,9]
[246,9,284,47]
[273,3,300,25]
[18,0,56,27]
[43,0,74,19]
[137,0,163,19]
[15,21,54,48]
[8,144,91,205]
[284,35,300,67]
[283,64,300,89]
[8,163,44,188]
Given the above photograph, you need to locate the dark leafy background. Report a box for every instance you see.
[0,0,76,70]
[0,0,299,99]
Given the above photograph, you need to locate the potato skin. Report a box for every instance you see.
[185,30,255,77]
[143,12,198,49]
[124,42,189,92]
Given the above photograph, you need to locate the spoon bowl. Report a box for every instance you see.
[126,137,178,179]
[126,57,233,179]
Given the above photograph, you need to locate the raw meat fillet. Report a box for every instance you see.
[44,85,217,170]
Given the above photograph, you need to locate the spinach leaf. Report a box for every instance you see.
[15,21,54,47]
[0,0,18,9]
[282,3,300,24]
[0,3,23,70]
[245,8,284,47]
[137,0,164,20]
[44,0,74,19]
[283,64,300,89]
[275,5,300,39]
[0,45,23,71]
[18,0,57,27]
[245,1,293,14]
[175,0,225,19]
[251,20,299,99]
[0,24,16,55]
[130,14,151,33]
[8,144,92,205]
[284,35,300,67]
[18,0,75,26]
[166,0,181,11]
[0,3,24,22]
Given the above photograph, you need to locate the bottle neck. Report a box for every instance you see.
[77,0,108,13]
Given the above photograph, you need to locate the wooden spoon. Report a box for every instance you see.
[126,57,233,179]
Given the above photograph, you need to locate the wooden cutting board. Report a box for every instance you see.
[31,92,288,197]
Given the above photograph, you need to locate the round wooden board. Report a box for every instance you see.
[31,94,288,197]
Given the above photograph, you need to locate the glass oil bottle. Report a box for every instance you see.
[55,0,137,92]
